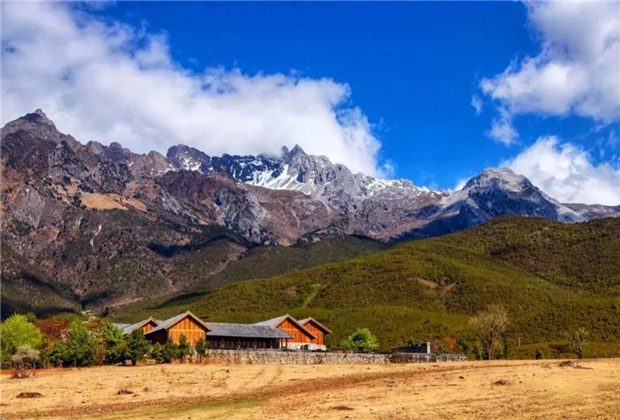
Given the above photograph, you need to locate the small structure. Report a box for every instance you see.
[393,342,431,354]
[144,311,210,346]
[255,314,318,351]
[115,317,160,335]
[298,317,331,351]
[206,322,292,350]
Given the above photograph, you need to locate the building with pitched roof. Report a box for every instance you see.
[255,314,325,351]
[115,317,160,335]
[298,317,331,351]
[145,311,211,346]
[125,311,330,351]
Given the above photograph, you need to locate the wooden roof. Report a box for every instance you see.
[116,317,160,335]
[298,317,332,334]
[254,314,316,339]
[145,311,211,334]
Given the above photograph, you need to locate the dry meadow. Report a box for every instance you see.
[1,359,619,420]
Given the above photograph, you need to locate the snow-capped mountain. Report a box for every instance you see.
[4,109,619,250]
[165,142,613,240]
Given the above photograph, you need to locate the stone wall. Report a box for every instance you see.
[204,349,467,365]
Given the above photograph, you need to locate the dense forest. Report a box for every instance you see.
[112,216,620,358]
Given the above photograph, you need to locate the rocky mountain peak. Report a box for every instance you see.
[30,109,55,126]
[283,144,307,159]
[465,167,530,192]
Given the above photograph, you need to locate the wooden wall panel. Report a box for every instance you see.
[304,323,324,345]
[277,319,313,343]
[168,316,207,346]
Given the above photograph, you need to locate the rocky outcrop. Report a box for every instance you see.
[2,109,617,313]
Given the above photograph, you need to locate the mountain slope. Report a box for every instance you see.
[112,216,620,354]
[1,109,618,315]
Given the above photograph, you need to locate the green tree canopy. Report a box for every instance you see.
[124,330,150,366]
[195,338,208,363]
[341,328,379,353]
[177,335,191,363]
[162,339,179,363]
[1,314,43,364]
[50,320,96,367]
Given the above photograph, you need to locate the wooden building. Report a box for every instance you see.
[206,322,292,350]
[122,311,331,351]
[298,317,331,348]
[115,317,160,335]
[144,311,210,346]
[255,314,319,350]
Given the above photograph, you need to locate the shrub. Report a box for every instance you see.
[1,315,43,366]
[50,321,96,367]
[86,318,126,365]
[162,339,179,363]
[11,345,40,378]
[124,330,150,366]
[151,343,164,364]
[177,335,191,363]
[34,318,69,368]
[341,328,379,353]
[195,338,208,363]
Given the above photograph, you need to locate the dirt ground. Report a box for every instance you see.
[1,359,619,420]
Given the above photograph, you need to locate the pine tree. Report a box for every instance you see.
[124,330,150,366]
[162,339,179,363]
[195,338,208,363]
[177,334,191,363]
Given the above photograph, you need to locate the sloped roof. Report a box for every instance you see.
[207,322,292,339]
[145,311,211,335]
[254,314,315,339]
[298,317,332,334]
[116,317,160,335]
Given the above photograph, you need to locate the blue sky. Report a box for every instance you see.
[95,1,614,189]
[2,1,619,203]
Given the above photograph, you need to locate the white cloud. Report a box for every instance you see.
[481,1,620,133]
[470,95,483,115]
[1,2,386,177]
[503,136,620,206]
[487,106,518,145]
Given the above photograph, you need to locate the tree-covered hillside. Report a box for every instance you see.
[113,216,620,356]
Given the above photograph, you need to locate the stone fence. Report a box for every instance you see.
[204,349,467,365]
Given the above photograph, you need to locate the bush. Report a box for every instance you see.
[124,330,151,366]
[1,314,43,366]
[177,335,192,363]
[34,318,70,368]
[195,338,208,363]
[162,339,179,363]
[11,345,40,378]
[341,328,379,353]
[50,321,96,367]
[86,318,125,365]
[151,343,164,364]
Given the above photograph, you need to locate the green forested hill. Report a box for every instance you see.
[113,216,620,357]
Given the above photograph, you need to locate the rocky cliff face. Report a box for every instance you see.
[2,110,618,312]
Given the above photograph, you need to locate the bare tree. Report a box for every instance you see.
[568,327,588,360]
[470,305,509,360]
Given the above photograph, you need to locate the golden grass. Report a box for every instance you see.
[1,359,619,419]
[80,193,127,210]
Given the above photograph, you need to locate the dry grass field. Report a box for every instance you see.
[1,359,619,420]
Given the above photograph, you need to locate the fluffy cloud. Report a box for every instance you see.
[481,1,620,128]
[1,2,385,177]
[487,107,518,145]
[470,95,483,115]
[503,136,620,206]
